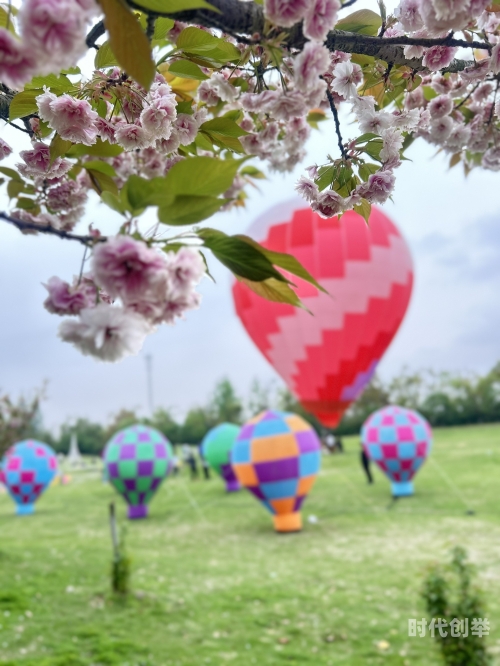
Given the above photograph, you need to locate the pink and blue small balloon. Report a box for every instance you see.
[104,424,173,519]
[1,440,58,515]
[361,405,432,497]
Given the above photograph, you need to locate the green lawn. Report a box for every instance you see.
[1,423,500,665]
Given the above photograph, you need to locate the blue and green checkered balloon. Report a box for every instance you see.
[104,424,173,519]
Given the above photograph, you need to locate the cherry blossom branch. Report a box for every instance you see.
[325,86,348,160]
[0,212,107,245]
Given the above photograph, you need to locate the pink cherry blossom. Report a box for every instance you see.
[115,124,151,150]
[18,142,72,179]
[269,91,307,120]
[19,0,91,74]
[331,61,363,99]
[165,247,205,295]
[311,189,345,218]
[429,116,454,142]
[295,175,319,202]
[395,0,424,32]
[140,103,174,141]
[59,304,151,362]
[0,29,37,89]
[482,146,500,171]
[429,94,453,118]
[37,92,98,145]
[422,45,457,71]
[46,180,87,212]
[357,170,395,204]
[174,114,199,146]
[380,128,404,163]
[0,138,12,159]
[43,275,98,315]
[303,0,340,42]
[92,236,168,302]
[264,0,309,28]
[294,41,331,93]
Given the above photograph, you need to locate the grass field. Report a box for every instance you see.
[1,423,500,666]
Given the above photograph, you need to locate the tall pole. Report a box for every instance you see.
[145,354,154,416]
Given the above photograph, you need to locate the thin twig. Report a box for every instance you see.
[0,212,107,245]
[325,87,348,161]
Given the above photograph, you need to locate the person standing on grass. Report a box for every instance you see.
[360,446,373,484]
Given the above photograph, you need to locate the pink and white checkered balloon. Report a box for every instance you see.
[361,405,432,497]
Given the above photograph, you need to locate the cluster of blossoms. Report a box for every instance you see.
[0,0,98,89]
[2,0,500,361]
[44,237,205,361]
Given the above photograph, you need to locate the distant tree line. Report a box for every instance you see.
[2,363,500,456]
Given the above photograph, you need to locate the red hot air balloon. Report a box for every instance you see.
[232,200,413,428]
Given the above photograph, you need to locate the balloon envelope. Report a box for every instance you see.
[104,424,173,519]
[231,410,321,532]
[232,201,413,427]
[361,405,432,497]
[1,440,58,515]
[201,423,241,492]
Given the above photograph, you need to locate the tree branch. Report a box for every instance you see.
[0,212,106,245]
[325,86,348,160]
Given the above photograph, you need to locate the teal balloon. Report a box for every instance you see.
[201,423,241,492]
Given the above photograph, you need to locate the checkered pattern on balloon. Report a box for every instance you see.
[361,406,432,497]
[231,410,321,532]
[104,425,173,519]
[1,440,58,515]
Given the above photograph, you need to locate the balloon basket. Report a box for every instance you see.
[274,512,302,533]
[391,481,414,498]
[16,503,34,516]
[128,504,148,519]
[225,480,240,493]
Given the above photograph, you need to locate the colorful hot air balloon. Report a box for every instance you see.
[232,200,413,428]
[231,410,321,532]
[1,440,58,515]
[104,424,173,519]
[361,405,432,497]
[201,423,241,492]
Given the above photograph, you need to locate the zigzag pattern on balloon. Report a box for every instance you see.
[232,203,413,426]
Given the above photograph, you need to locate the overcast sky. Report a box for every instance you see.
[1,1,499,432]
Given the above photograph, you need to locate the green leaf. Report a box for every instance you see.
[133,0,216,12]
[335,9,382,35]
[99,0,155,89]
[353,198,372,224]
[176,100,194,115]
[315,165,336,191]
[358,162,379,182]
[198,229,288,283]
[0,166,22,181]
[85,168,119,197]
[9,89,41,120]
[236,235,327,294]
[0,6,16,34]
[165,156,242,197]
[236,276,303,308]
[200,117,247,153]
[7,180,24,199]
[177,26,241,63]
[67,139,124,157]
[167,59,208,80]
[16,197,37,210]
[363,139,384,162]
[194,132,214,151]
[126,175,173,209]
[240,165,266,179]
[158,195,225,225]
[25,74,73,93]
[94,40,119,69]
[354,132,379,145]
[153,17,175,40]
[101,191,126,214]
[83,161,116,177]
[50,134,72,163]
